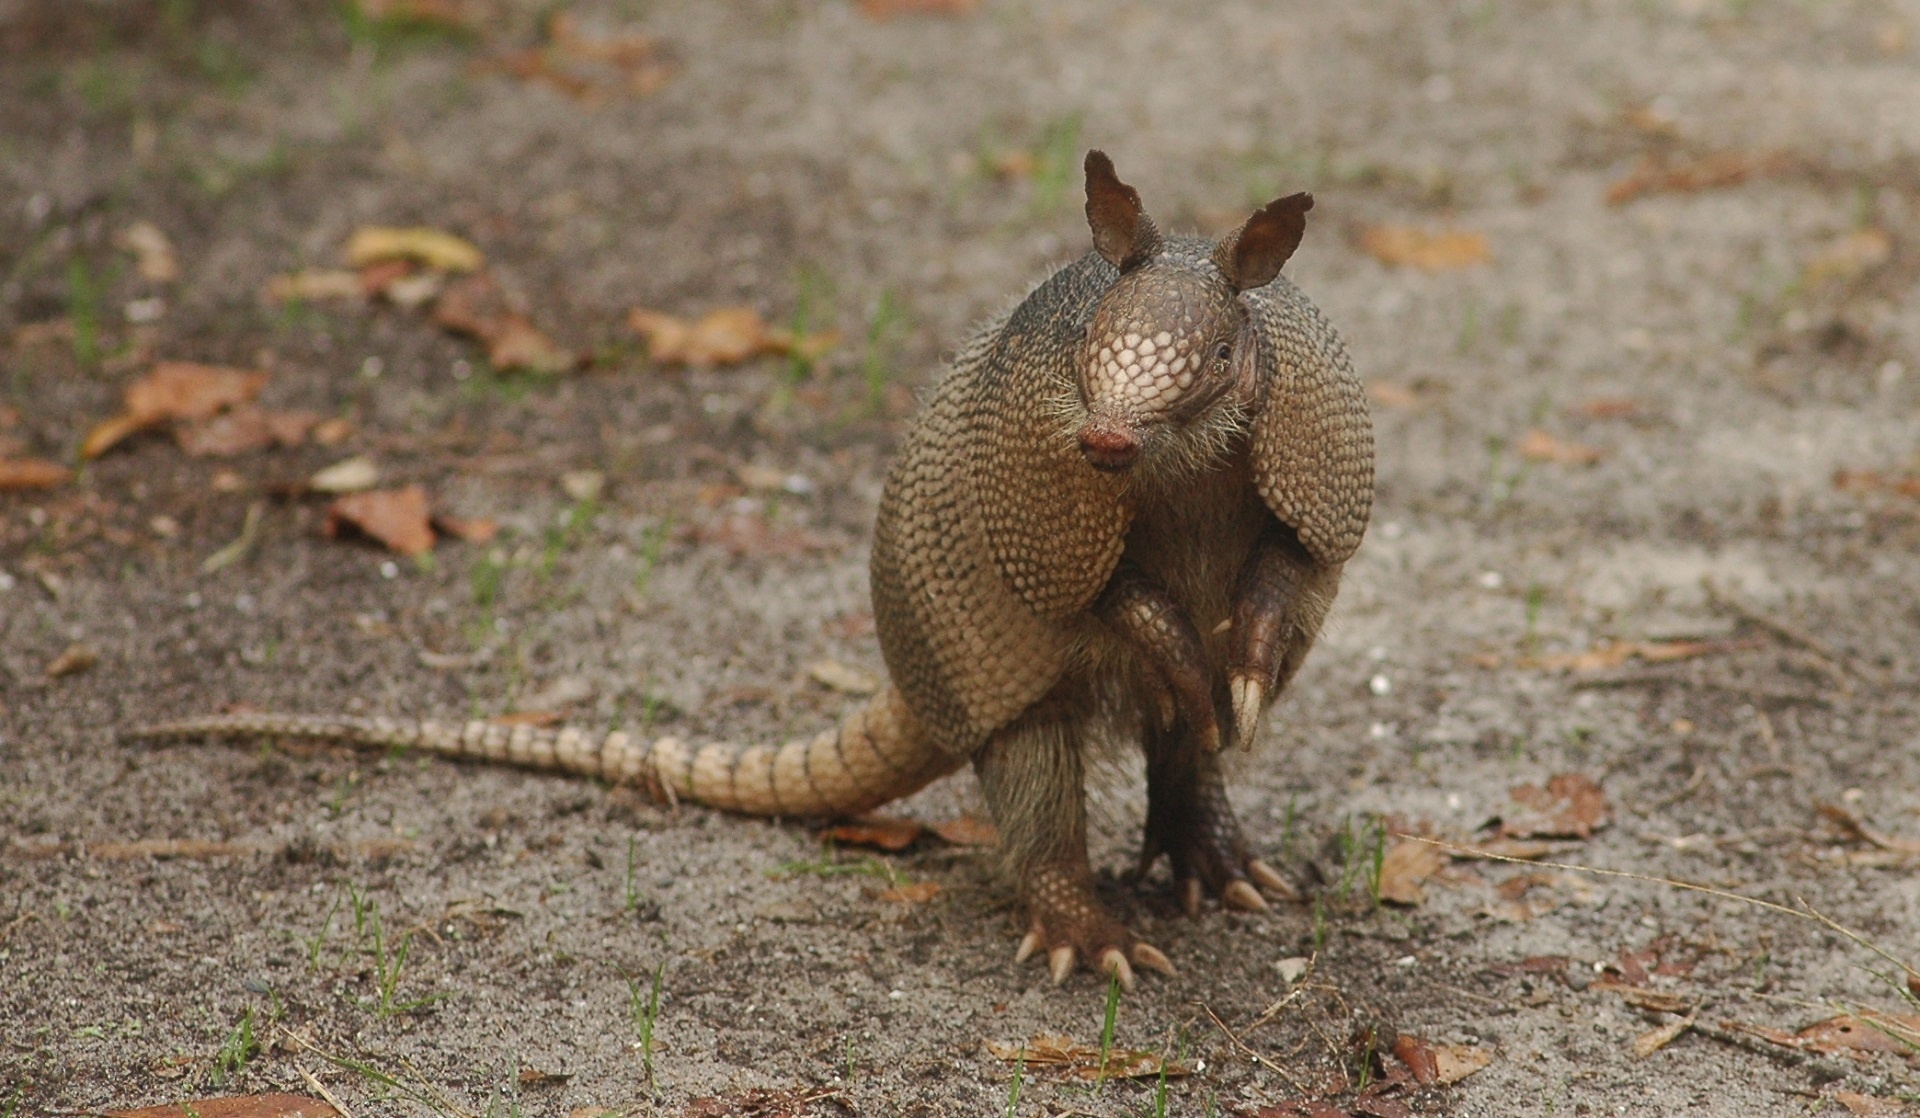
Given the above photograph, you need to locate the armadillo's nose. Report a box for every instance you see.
[1077,420,1141,472]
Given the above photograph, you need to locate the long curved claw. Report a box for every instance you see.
[1015,928,1043,965]
[1132,834,1164,882]
[1247,858,1296,900]
[1222,879,1269,912]
[1131,942,1176,976]
[1048,945,1077,986]
[1230,674,1265,753]
[1099,948,1136,992]
[1179,877,1204,918]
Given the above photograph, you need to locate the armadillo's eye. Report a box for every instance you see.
[1215,342,1232,363]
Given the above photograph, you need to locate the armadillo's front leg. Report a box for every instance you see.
[973,714,1174,990]
[1095,561,1223,752]
[1225,524,1318,753]
[1139,719,1296,916]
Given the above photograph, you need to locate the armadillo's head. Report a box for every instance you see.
[1073,151,1311,475]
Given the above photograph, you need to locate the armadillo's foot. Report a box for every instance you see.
[1139,760,1297,916]
[1014,865,1175,990]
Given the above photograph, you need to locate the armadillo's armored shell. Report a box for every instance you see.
[1243,277,1374,566]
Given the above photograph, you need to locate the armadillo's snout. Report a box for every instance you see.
[1077,419,1141,472]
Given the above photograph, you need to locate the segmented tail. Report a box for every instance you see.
[129,686,956,819]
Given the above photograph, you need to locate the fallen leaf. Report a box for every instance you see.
[1359,226,1490,271]
[1427,1044,1492,1084]
[930,815,998,847]
[1833,1090,1912,1116]
[986,1034,1190,1081]
[345,226,484,273]
[116,221,180,284]
[491,710,565,728]
[105,1094,339,1118]
[0,458,72,491]
[1376,839,1447,906]
[174,406,318,458]
[433,513,498,543]
[1633,1013,1696,1058]
[1501,773,1609,840]
[325,485,435,556]
[1517,429,1605,466]
[1834,469,1920,499]
[682,1088,845,1118]
[807,659,879,695]
[1594,981,1694,1014]
[262,269,364,303]
[629,306,771,367]
[1816,802,1920,855]
[312,417,352,445]
[1804,228,1892,287]
[821,815,924,851]
[1367,381,1420,408]
[486,313,579,374]
[876,881,942,903]
[309,456,381,494]
[1391,1034,1440,1084]
[858,0,979,18]
[45,644,98,679]
[1796,1011,1920,1056]
[129,362,270,424]
[1447,837,1555,861]
[1604,149,1791,206]
[479,13,678,103]
[516,1068,571,1086]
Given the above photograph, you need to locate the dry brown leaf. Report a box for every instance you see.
[1390,1034,1440,1084]
[986,1034,1190,1081]
[346,226,484,273]
[806,659,879,695]
[1594,981,1694,1014]
[931,815,998,847]
[1633,1013,1696,1058]
[821,815,924,851]
[629,306,772,367]
[1367,381,1420,408]
[1376,839,1447,906]
[877,880,942,903]
[116,221,180,284]
[1448,837,1555,861]
[516,1068,571,1086]
[487,314,579,374]
[1796,1011,1920,1056]
[433,513,499,543]
[1517,428,1605,466]
[175,406,318,458]
[765,325,842,363]
[262,269,364,303]
[45,644,98,679]
[1502,773,1610,840]
[105,1094,339,1118]
[128,363,270,423]
[1834,469,1920,499]
[0,457,72,491]
[1428,1044,1492,1084]
[1604,150,1790,206]
[858,0,979,19]
[1832,1090,1912,1116]
[1805,229,1892,287]
[1359,226,1490,271]
[1816,801,1920,854]
[325,485,435,556]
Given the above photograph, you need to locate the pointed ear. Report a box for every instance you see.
[1214,192,1312,292]
[1084,150,1162,271]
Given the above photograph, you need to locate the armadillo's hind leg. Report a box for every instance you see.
[1139,719,1297,915]
[974,713,1174,990]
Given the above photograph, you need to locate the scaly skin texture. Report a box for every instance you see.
[129,152,1374,990]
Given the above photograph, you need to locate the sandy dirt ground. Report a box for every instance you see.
[4,1,1920,1115]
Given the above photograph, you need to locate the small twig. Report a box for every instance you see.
[296,1063,357,1118]
[1702,578,1841,663]
[1198,1002,1310,1094]
[1,911,40,943]
[1653,763,1709,809]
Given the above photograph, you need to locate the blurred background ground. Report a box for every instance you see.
[3,1,1920,1115]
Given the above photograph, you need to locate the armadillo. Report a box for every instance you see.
[132,151,1374,989]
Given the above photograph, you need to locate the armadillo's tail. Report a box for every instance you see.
[128,686,959,819]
